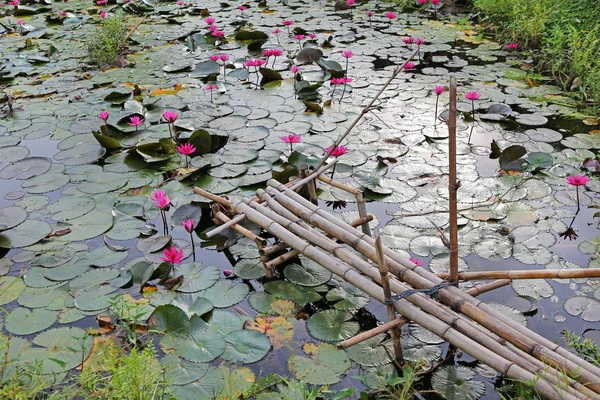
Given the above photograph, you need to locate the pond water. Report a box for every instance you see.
[1,0,599,399]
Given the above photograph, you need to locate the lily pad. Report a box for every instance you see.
[306,309,359,342]
[345,334,393,367]
[202,280,249,308]
[563,296,600,322]
[0,206,27,231]
[222,330,271,364]
[4,307,59,335]
[288,342,351,385]
[284,257,332,287]
[0,157,52,180]
[176,262,220,293]
[431,365,485,400]
[0,219,52,248]
[0,276,26,306]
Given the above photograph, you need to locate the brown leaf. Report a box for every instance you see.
[163,275,183,290]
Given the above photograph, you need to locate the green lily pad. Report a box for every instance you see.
[148,304,191,335]
[47,196,96,221]
[0,219,52,248]
[28,327,94,374]
[512,279,553,299]
[0,157,52,180]
[170,367,224,400]
[176,262,220,293]
[289,342,351,385]
[4,307,59,335]
[0,276,26,306]
[222,330,271,364]
[263,281,322,306]
[431,365,485,400]
[564,296,600,322]
[284,256,332,287]
[326,284,370,310]
[345,334,393,367]
[55,211,113,241]
[161,354,210,386]
[202,280,249,308]
[0,206,27,231]
[306,309,359,342]
[233,258,266,280]
[161,328,225,363]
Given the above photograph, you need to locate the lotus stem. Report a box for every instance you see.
[576,186,580,211]
[339,83,347,104]
[434,96,439,126]
[190,232,195,262]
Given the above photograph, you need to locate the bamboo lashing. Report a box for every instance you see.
[448,77,459,282]
[264,180,600,394]
[229,199,586,400]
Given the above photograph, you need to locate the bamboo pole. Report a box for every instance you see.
[356,192,372,237]
[214,212,268,246]
[230,199,582,400]
[438,269,600,281]
[201,214,246,239]
[375,235,403,364]
[317,175,361,194]
[313,50,420,172]
[337,280,512,350]
[288,159,338,191]
[448,77,459,283]
[259,242,288,256]
[264,181,600,393]
[299,165,318,205]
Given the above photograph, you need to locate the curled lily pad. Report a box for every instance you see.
[512,279,553,300]
[306,309,359,342]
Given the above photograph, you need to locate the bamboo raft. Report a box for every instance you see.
[192,78,600,399]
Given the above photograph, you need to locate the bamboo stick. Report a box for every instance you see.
[314,50,420,172]
[214,212,268,246]
[259,242,288,256]
[201,214,246,239]
[356,191,372,237]
[299,165,318,205]
[337,317,408,350]
[438,269,600,281]
[375,235,403,365]
[256,241,274,278]
[448,77,458,283]
[317,174,361,195]
[288,160,338,192]
[264,181,600,393]
[231,199,582,400]
[466,279,512,296]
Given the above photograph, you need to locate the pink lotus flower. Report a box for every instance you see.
[272,28,282,34]
[205,84,217,91]
[331,77,343,85]
[100,11,107,18]
[209,55,220,62]
[341,76,353,83]
[431,0,440,5]
[434,85,445,95]
[294,34,305,40]
[567,176,589,187]
[325,145,347,157]
[341,50,353,58]
[177,143,196,156]
[346,0,355,5]
[271,49,283,56]
[465,91,481,100]
[163,111,179,123]
[212,31,225,37]
[263,49,274,57]
[507,43,518,50]
[308,33,317,39]
[219,54,229,62]
[385,11,396,19]
[238,5,247,10]
[204,17,215,24]
[367,10,373,16]
[403,37,415,45]
[98,111,109,121]
[8,0,19,5]
[151,190,171,209]
[282,134,301,152]
[404,62,415,70]
[128,115,143,130]
[282,19,294,26]
[433,86,444,125]
[415,38,424,46]
[208,24,218,32]
[161,247,184,264]
[223,269,233,277]
[245,59,266,67]
[176,0,184,5]
[409,257,424,267]
[290,65,299,74]
[418,0,427,4]
[183,219,194,233]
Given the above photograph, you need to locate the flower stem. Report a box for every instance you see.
[330,163,337,179]
[190,233,195,262]
[434,96,439,126]
[290,142,293,153]
[339,82,347,104]
[576,185,580,211]
[272,56,277,68]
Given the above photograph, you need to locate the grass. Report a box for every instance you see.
[473,0,600,110]
[86,12,129,66]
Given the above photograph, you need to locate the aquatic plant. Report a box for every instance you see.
[465,91,481,143]
[86,11,129,65]
[433,85,445,125]
[566,175,590,211]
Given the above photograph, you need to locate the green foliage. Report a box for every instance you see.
[474,0,600,107]
[86,12,129,65]
[563,329,600,366]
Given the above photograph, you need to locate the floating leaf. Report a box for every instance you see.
[244,315,294,349]
[563,296,600,322]
[176,262,220,293]
[161,328,225,363]
[4,307,59,335]
[222,330,271,364]
[345,334,392,367]
[512,279,553,299]
[306,310,359,342]
[0,206,27,231]
[284,257,332,287]
[0,276,26,306]
[0,157,52,180]
[0,219,52,248]
[326,284,370,310]
[55,211,113,241]
[264,281,322,306]
[87,246,129,267]
[289,343,351,385]
[234,258,266,280]
[431,365,485,400]
[202,280,249,308]
[148,304,191,335]
[161,354,210,386]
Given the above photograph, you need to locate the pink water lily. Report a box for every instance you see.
[208,24,218,32]
[161,247,184,264]
[183,219,194,233]
[176,0,184,5]
[8,0,19,5]
[272,28,282,33]
[162,111,178,123]
[282,19,294,35]
[415,38,424,46]
[177,143,196,168]
[263,49,274,57]
[507,43,518,51]
[465,91,481,100]
[409,257,424,267]
[341,77,352,83]
[341,50,353,58]
[204,17,215,24]
[433,85,444,125]
[209,55,220,62]
[431,0,440,5]
[403,37,415,45]
[325,145,347,157]
[281,134,301,152]
[308,33,317,39]
[418,0,427,4]
[290,65,299,74]
[97,0,107,4]
[465,91,480,143]
[219,54,229,62]
[205,84,218,102]
[98,111,109,121]
[331,77,343,85]
[223,269,233,277]
[100,11,107,18]
[385,11,396,20]
[404,62,415,70]
[244,59,266,67]
[212,30,225,37]
[567,175,589,211]
[238,4,247,10]
[128,115,143,130]
[346,0,355,5]
[434,85,445,95]
[151,190,171,209]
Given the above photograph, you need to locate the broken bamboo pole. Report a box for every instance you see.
[264,181,600,393]
[244,191,596,399]
[229,199,583,400]
[214,212,268,246]
[438,269,600,281]
[448,77,459,283]
[202,214,246,239]
[375,235,404,365]
[259,242,288,256]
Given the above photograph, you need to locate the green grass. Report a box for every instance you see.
[86,12,129,66]
[473,0,600,109]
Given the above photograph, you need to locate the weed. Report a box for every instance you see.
[563,330,600,367]
[86,12,129,65]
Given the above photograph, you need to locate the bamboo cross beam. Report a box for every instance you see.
[214,212,268,246]
[230,198,585,400]
[202,214,246,239]
[438,269,600,281]
[263,180,600,392]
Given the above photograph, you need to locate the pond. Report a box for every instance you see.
[1,0,599,399]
